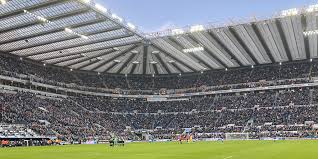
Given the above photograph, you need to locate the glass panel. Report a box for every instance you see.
[0,11,100,42]
[0,0,49,16]
[12,30,138,55]
[0,21,118,51]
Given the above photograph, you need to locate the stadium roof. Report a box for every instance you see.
[0,0,317,75]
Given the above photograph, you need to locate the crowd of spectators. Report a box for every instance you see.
[0,53,318,140]
[0,53,315,91]
[72,87,310,113]
[0,87,317,140]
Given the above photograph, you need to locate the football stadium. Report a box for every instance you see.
[1,0,318,158]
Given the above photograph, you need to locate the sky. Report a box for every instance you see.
[95,0,318,33]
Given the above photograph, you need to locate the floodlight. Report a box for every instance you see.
[127,23,136,30]
[306,4,318,12]
[190,25,204,32]
[281,8,298,16]
[65,28,73,33]
[0,0,6,5]
[80,35,89,39]
[37,16,48,23]
[172,29,185,35]
[150,61,157,64]
[95,3,107,13]
[304,30,318,36]
[131,50,139,54]
[183,47,204,53]
[81,0,90,4]
[112,14,123,22]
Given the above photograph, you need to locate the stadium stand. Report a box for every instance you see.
[1,54,318,142]
[1,0,318,147]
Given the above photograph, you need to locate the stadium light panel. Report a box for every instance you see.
[114,59,121,63]
[304,30,318,36]
[310,58,313,62]
[81,0,91,4]
[97,57,103,60]
[225,68,228,71]
[80,35,89,39]
[168,60,175,63]
[112,14,123,22]
[152,51,159,54]
[306,4,318,12]
[65,28,89,39]
[279,62,282,65]
[131,50,139,54]
[127,23,136,30]
[95,3,107,13]
[37,16,49,23]
[150,61,157,64]
[183,47,204,53]
[24,10,50,24]
[132,61,140,64]
[281,8,298,16]
[113,47,120,51]
[190,25,204,32]
[65,28,73,33]
[172,29,185,35]
[0,0,6,5]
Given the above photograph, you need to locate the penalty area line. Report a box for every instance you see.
[223,156,233,159]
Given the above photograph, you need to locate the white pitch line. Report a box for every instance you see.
[223,156,233,159]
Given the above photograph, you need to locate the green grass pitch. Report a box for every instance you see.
[1,140,318,159]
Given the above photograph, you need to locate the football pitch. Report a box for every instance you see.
[1,140,318,159]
